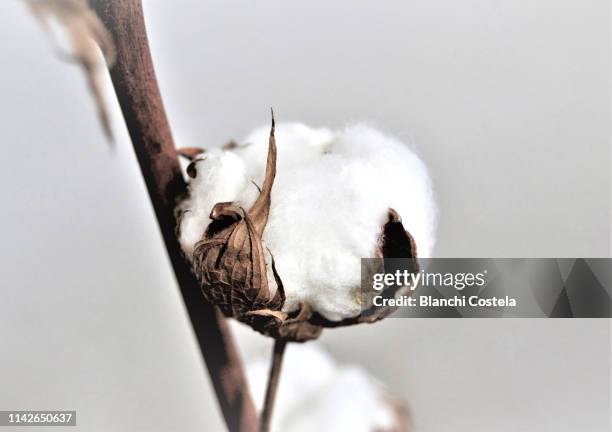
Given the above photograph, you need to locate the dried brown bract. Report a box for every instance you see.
[27,0,116,141]
[192,113,290,337]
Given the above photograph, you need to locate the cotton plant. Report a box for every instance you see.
[176,112,436,430]
[27,0,437,429]
[178,114,437,341]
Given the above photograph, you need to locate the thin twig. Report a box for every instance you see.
[87,1,258,431]
[260,339,288,432]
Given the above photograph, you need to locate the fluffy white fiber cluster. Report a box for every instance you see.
[245,340,405,432]
[178,123,437,321]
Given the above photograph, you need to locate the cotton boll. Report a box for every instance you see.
[245,342,406,432]
[282,368,399,432]
[246,342,337,422]
[178,121,437,327]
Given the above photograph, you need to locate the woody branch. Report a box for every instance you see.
[87,1,258,430]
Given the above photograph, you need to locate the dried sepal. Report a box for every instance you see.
[192,115,286,334]
[27,0,116,141]
[274,303,323,341]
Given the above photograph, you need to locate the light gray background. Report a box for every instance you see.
[0,1,610,431]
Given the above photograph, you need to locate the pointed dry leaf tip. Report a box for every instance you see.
[248,110,277,236]
[26,0,116,143]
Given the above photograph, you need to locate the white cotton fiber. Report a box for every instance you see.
[178,122,437,321]
[178,149,249,258]
[245,341,401,432]
[238,122,335,181]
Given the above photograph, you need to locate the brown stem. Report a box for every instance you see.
[87,1,258,431]
[260,339,288,432]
